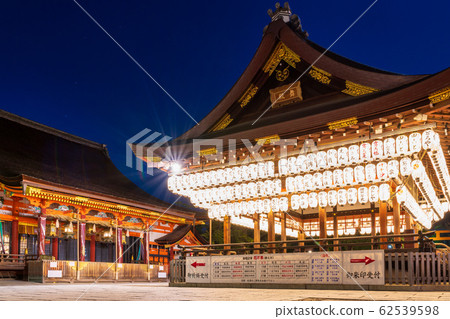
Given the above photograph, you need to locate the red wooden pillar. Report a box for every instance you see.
[90,234,96,262]
[116,228,123,263]
[37,214,46,257]
[78,222,86,261]
[11,198,19,255]
[52,238,58,260]
[143,231,149,264]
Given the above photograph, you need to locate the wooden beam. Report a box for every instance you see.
[267,210,275,253]
[319,206,327,239]
[253,213,260,254]
[281,213,287,253]
[333,209,339,251]
[223,215,231,253]
[379,201,388,249]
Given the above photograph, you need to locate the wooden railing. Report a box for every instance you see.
[179,232,436,257]
[0,254,38,270]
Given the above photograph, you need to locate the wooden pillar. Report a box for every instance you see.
[297,216,305,251]
[116,228,123,263]
[379,201,388,249]
[78,222,86,261]
[392,196,401,248]
[209,218,212,245]
[11,198,19,256]
[405,212,413,230]
[253,213,260,254]
[333,212,339,251]
[319,206,327,238]
[223,216,231,254]
[280,213,287,253]
[52,238,58,260]
[90,234,96,262]
[371,204,376,249]
[267,210,275,253]
[37,213,46,257]
[143,231,150,264]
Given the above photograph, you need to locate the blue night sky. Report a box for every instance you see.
[1,1,449,204]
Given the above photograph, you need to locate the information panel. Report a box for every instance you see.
[185,250,384,286]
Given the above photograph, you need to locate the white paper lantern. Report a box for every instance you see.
[323,170,333,188]
[327,149,338,167]
[241,201,248,215]
[376,162,388,181]
[365,164,376,182]
[396,135,408,155]
[422,130,437,150]
[232,166,242,183]
[287,157,298,175]
[328,190,337,207]
[240,165,249,181]
[204,171,212,186]
[294,175,305,192]
[400,157,412,176]
[219,203,227,217]
[372,140,384,159]
[212,188,220,202]
[226,185,234,200]
[409,132,422,153]
[263,199,271,214]
[225,168,233,184]
[188,174,197,189]
[308,192,318,208]
[271,198,280,212]
[347,188,358,205]
[291,195,300,210]
[219,186,227,202]
[217,169,226,185]
[384,138,396,158]
[227,202,235,216]
[256,200,264,214]
[333,169,344,187]
[278,159,288,176]
[304,174,314,190]
[234,201,241,216]
[280,197,289,212]
[358,186,369,204]
[318,191,328,207]
[313,172,323,189]
[354,166,365,184]
[299,194,309,209]
[195,173,203,188]
[286,177,296,193]
[297,155,307,172]
[241,183,249,199]
[343,167,354,185]
[248,164,258,180]
[338,147,349,166]
[379,183,390,201]
[257,162,266,179]
[411,159,424,181]
[234,184,242,200]
[387,160,399,179]
[337,189,347,206]
[265,161,275,177]
[256,181,266,197]
[317,151,328,169]
[264,179,274,196]
[348,145,360,164]
[306,153,317,171]
[248,182,257,198]
[274,179,282,194]
[167,176,175,191]
[360,143,371,162]
[248,201,256,214]
[369,185,379,203]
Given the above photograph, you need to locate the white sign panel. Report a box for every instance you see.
[342,250,385,285]
[47,270,62,278]
[185,256,211,283]
[310,251,342,284]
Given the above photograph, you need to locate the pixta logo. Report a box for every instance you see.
[126,128,172,176]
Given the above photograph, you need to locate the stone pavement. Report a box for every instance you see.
[0,280,449,301]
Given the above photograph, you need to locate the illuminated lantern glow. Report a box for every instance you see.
[318,191,328,207]
[409,132,422,153]
[369,185,379,203]
[232,166,241,183]
[264,179,274,195]
[304,174,314,191]
[291,195,301,210]
[241,183,249,199]
[188,174,197,189]
[257,162,266,179]
[327,149,338,167]
[306,153,317,171]
[195,173,203,188]
[219,186,227,202]
[217,169,226,185]
[308,192,318,208]
[287,157,298,175]
[299,194,309,209]
[167,176,175,191]
[343,167,354,185]
[347,188,357,205]
[234,201,241,216]
[249,182,258,198]
[286,177,296,193]
[256,200,264,214]
[248,164,258,180]
[204,171,212,187]
[219,204,227,217]
[422,130,437,150]
[265,161,275,177]
[337,189,347,206]
[234,184,242,200]
[294,175,305,192]
[212,188,219,202]
[263,199,271,214]
[358,186,369,204]
[376,162,388,181]
[365,164,376,182]
[248,201,256,215]
[360,143,371,162]
[225,186,234,200]
[333,169,344,187]
[372,140,384,159]
[323,170,333,188]
[278,159,288,176]
[387,160,399,179]
[411,159,424,181]
[313,172,323,189]
[274,179,282,194]
[241,201,248,215]
[227,202,235,216]
[384,138,396,158]
[338,147,349,166]
[317,151,328,169]
[280,197,289,212]
[256,181,266,197]
[271,198,280,212]
[297,155,307,172]
[400,157,412,176]
[348,145,360,164]
[354,166,365,184]
[379,183,390,201]
[396,135,408,155]
[240,165,249,181]
[225,168,233,184]
[328,190,337,207]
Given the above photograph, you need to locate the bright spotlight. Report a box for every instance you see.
[171,162,182,174]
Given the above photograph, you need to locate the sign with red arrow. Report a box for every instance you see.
[350,256,375,265]
[191,261,206,268]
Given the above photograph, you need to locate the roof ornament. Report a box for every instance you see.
[264,2,308,38]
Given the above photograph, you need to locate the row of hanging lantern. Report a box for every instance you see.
[186,158,418,208]
[396,185,433,228]
[426,132,450,202]
[168,131,437,194]
[207,183,392,219]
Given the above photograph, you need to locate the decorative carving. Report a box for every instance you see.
[255,134,281,145]
[327,117,358,130]
[263,42,301,76]
[276,66,290,81]
[429,87,450,104]
[238,84,259,108]
[269,81,303,108]
[308,66,331,85]
[342,81,378,96]
[196,147,218,156]
[210,113,233,132]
